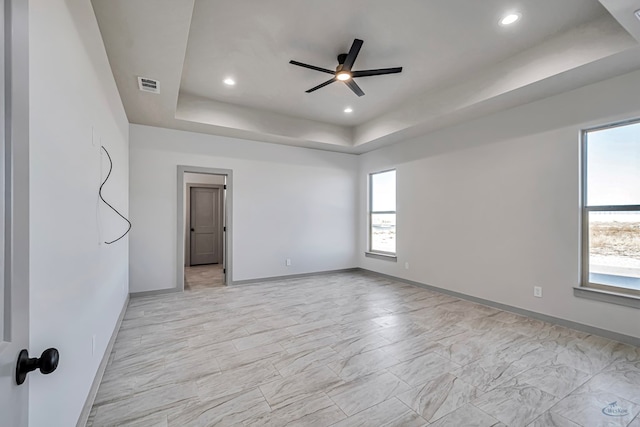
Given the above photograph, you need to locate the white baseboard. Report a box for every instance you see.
[76,295,130,427]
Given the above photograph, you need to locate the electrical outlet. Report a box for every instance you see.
[534,286,543,298]
[91,335,96,356]
[286,258,291,266]
[405,262,410,270]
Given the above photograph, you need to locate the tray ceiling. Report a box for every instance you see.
[92,0,640,153]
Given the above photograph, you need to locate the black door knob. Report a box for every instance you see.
[191,228,195,232]
[16,348,59,385]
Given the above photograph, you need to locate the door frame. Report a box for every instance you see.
[177,166,233,288]
[185,183,224,267]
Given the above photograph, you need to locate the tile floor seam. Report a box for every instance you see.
[468,402,503,425]
[394,395,419,414]
[325,391,351,420]
[255,385,274,412]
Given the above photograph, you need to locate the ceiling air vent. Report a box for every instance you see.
[137,76,160,94]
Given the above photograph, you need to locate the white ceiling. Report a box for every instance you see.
[91,0,640,153]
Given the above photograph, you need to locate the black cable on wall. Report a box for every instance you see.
[99,146,131,244]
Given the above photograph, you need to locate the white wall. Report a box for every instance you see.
[29,0,129,425]
[130,125,358,292]
[359,69,640,339]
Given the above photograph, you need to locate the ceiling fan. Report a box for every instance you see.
[289,38,403,97]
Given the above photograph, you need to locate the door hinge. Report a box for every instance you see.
[224,185,227,190]
[223,226,226,232]
[223,268,226,274]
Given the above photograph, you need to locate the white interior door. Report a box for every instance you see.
[0,0,30,424]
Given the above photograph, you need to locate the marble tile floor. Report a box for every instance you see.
[88,271,640,426]
[185,264,224,290]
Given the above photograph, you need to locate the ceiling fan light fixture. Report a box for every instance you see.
[500,12,521,26]
[290,38,402,97]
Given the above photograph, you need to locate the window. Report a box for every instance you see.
[369,169,396,256]
[582,120,640,297]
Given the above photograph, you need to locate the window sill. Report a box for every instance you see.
[365,252,397,262]
[573,286,640,309]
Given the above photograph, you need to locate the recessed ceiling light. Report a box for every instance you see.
[344,107,353,113]
[500,12,521,26]
[223,78,236,86]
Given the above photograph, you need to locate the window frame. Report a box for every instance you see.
[368,169,397,257]
[580,118,640,298]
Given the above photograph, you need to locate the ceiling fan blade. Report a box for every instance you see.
[342,39,363,71]
[352,67,403,78]
[290,60,335,75]
[345,79,365,97]
[306,78,337,93]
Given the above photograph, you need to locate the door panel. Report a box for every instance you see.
[0,0,30,424]
[190,187,220,265]
[194,233,214,254]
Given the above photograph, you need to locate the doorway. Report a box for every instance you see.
[177,167,233,290]
[186,182,223,266]
[185,176,224,289]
